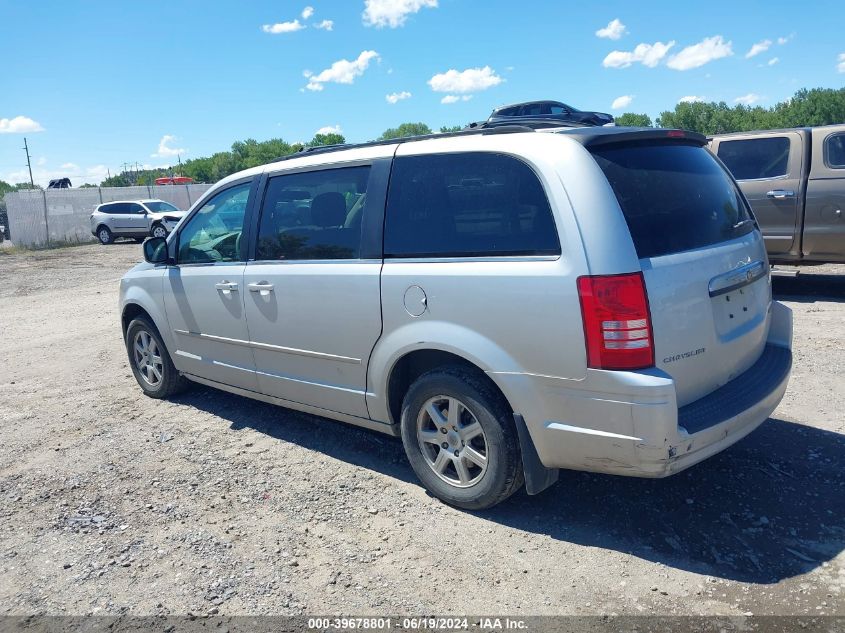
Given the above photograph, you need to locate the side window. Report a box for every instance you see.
[255,166,370,261]
[825,133,845,168]
[99,204,114,214]
[384,152,561,258]
[128,203,145,214]
[717,137,791,180]
[109,203,129,214]
[177,182,250,264]
[550,104,571,114]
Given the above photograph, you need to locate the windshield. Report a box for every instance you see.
[145,201,179,213]
[591,142,755,259]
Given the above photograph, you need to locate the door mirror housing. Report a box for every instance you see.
[143,236,169,264]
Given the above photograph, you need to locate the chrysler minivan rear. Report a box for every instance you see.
[513,129,792,477]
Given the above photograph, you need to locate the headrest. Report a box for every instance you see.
[310,192,346,227]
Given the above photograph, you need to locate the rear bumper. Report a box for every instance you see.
[492,301,793,478]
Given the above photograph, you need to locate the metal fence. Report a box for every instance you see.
[4,184,213,248]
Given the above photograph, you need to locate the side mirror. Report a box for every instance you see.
[143,236,169,264]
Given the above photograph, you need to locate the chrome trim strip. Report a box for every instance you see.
[708,260,768,298]
[173,329,361,364]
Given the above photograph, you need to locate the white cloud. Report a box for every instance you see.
[428,66,503,94]
[767,57,779,66]
[838,53,845,73]
[778,34,794,45]
[0,115,45,134]
[261,20,305,34]
[363,0,437,28]
[667,35,733,70]
[611,95,633,110]
[596,18,627,40]
[60,162,78,170]
[316,125,342,135]
[152,135,187,158]
[304,50,380,91]
[314,19,334,31]
[36,157,47,166]
[745,39,771,59]
[385,91,412,104]
[602,41,675,68]
[301,6,314,19]
[679,95,704,103]
[734,93,761,105]
[440,95,473,104]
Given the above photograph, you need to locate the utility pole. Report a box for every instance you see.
[23,137,35,187]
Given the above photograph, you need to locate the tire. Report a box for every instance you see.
[400,366,524,510]
[125,316,189,399]
[150,223,168,239]
[97,226,113,245]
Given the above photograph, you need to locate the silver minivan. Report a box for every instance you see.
[120,126,793,509]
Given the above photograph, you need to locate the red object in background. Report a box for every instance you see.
[155,176,194,185]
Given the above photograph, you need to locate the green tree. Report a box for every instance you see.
[615,113,653,127]
[0,180,14,196]
[439,125,464,133]
[309,133,346,147]
[14,182,41,190]
[378,122,433,140]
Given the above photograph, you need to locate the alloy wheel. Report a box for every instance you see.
[416,395,489,488]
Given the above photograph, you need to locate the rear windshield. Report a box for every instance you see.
[591,143,754,259]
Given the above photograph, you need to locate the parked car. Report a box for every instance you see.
[488,100,614,127]
[709,125,845,264]
[47,178,72,189]
[90,199,186,244]
[155,176,195,185]
[121,126,792,509]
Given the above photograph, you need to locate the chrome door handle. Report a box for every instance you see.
[215,281,238,292]
[248,282,274,294]
[766,189,795,199]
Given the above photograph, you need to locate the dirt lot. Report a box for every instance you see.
[0,243,843,617]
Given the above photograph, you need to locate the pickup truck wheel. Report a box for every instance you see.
[400,366,523,510]
[150,223,167,239]
[97,226,113,245]
[125,316,189,399]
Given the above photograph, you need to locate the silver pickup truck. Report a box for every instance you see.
[710,125,845,264]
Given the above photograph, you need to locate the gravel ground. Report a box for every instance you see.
[0,243,843,617]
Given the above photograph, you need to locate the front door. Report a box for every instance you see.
[242,164,384,419]
[715,133,803,257]
[163,180,259,391]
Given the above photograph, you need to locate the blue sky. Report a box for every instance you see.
[1,0,843,185]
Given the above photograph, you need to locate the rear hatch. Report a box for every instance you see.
[589,135,772,406]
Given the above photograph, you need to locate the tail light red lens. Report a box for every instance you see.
[577,272,655,370]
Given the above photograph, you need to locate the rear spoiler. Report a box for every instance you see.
[557,127,707,148]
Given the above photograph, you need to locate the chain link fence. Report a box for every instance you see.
[4,184,213,248]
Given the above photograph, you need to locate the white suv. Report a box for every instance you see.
[90,199,186,244]
[119,126,793,509]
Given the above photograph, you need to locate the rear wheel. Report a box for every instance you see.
[125,316,189,398]
[400,366,523,510]
[151,223,167,239]
[97,226,113,244]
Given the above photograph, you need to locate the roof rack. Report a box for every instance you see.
[270,125,536,164]
[467,118,594,131]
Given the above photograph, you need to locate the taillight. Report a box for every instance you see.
[577,272,655,370]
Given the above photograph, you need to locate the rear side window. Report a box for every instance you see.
[716,137,790,180]
[256,166,370,261]
[592,143,754,259]
[384,153,560,258]
[825,133,845,168]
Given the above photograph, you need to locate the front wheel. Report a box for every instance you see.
[125,317,189,399]
[400,366,524,510]
[97,226,113,244]
[150,223,168,239]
